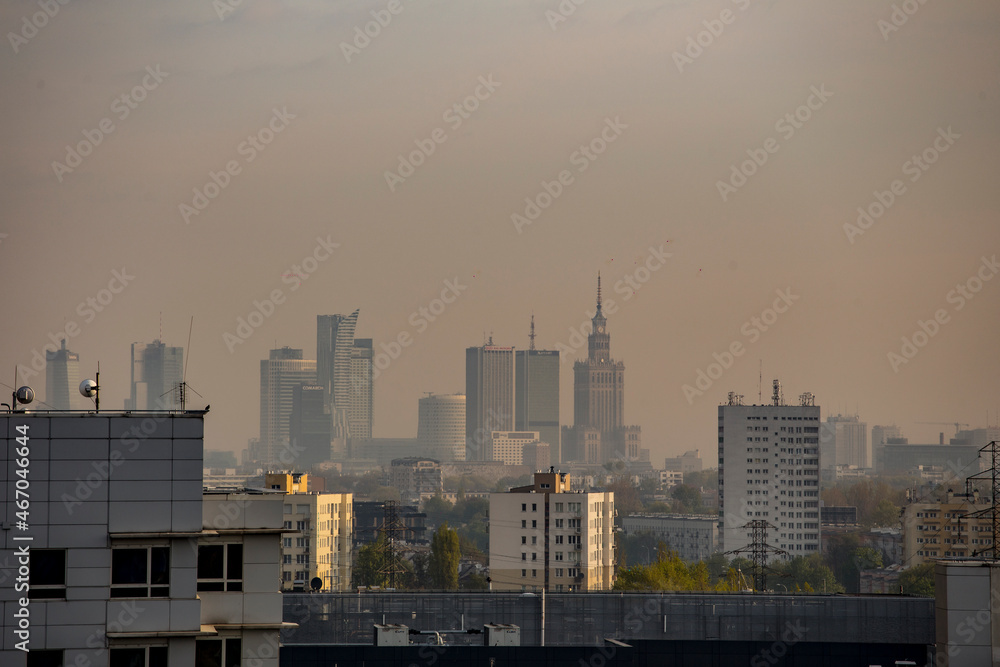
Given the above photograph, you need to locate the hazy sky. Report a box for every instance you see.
[2,0,999,463]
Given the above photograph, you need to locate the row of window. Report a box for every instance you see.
[25,639,239,667]
[29,545,245,599]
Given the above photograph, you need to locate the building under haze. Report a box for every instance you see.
[349,338,374,439]
[45,339,82,409]
[290,383,333,468]
[563,276,641,464]
[417,393,466,461]
[317,311,359,437]
[820,413,869,475]
[126,339,184,410]
[718,384,821,561]
[871,424,903,473]
[257,347,317,466]
[465,340,515,461]
[515,331,560,462]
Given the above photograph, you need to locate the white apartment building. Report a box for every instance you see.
[0,410,286,667]
[488,470,614,592]
[621,514,719,562]
[263,473,352,591]
[718,386,822,561]
[489,430,541,466]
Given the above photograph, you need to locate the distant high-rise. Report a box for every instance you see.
[515,321,560,461]
[349,339,374,439]
[45,339,82,410]
[821,414,869,473]
[290,384,332,468]
[417,393,466,461]
[317,311,360,436]
[564,276,640,463]
[717,385,821,561]
[259,347,317,465]
[465,341,515,461]
[871,424,903,473]
[127,339,184,410]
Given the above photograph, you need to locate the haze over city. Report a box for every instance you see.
[2,0,999,463]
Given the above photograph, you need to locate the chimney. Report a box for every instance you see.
[940,432,945,445]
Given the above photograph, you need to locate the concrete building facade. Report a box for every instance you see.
[515,348,560,462]
[390,458,443,505]
[465,343,515,462]
[0,411,285,667]
[488,470,614,592]
[621,514,718,562]
[902,492,992,567]
[257,348,316,466]
[718,386,821,560]
[417,393,466,462]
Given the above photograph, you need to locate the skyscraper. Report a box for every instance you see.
[349,339,374,439]
[718,384,822,561]
[290,384,332,468]
[417,393,466,461]
[317,311,359,436]
[821,414,869,473]
[127,339,184,410]
[516,318,560,461]
[45,339,82,410]
[259,347,317,466]
[563,276,640,463]
[465,341,515,461]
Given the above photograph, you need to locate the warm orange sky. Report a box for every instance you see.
[2,0,998,463]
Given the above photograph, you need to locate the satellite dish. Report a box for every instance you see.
[80,379,97,398]
[310,577,323,592]
[15,386,34,405]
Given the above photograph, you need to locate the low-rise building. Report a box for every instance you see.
[902,492,992,566]
[663,449,702,474]
[621,514,719,562]
[390,458,443,505]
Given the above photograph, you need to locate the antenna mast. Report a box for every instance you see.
[529,313,536,351]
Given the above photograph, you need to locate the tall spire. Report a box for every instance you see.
[596,272,602,314]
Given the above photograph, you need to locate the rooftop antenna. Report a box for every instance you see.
[529,313,536,351]
[758,360,762,404]
[79,364,99,412]
[165,316,201,410]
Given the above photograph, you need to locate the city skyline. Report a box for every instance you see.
[1,0,998,466]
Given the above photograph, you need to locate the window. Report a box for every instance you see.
[521,520,527,528]
[521,503,527,512]
[29,549,66,599]
[555,503,563,512]
[198,544,243,592]
[283,538,292,548]
[555,519,564,528]
[111,547,170,598]
[521,536,527,544]
[531,536,537,545]
[522,553,527,561]
[532,503,537,512]
[531,569,537,577]
[110,647,167,667]
[283,521,292,529]
[521,569,526,577]
[296,520,306,530]
[555,552,564,561]
[26,651,64,667]
[555,535,564,544]
[195,638,241,667]
[283,555,292,564]
[531,520,537,528]
[531,553,537,561]
[296,537,307,548]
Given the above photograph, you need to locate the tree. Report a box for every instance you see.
[870,498,901,527]
[353,534,386,587]
[606,477,643,518]
[670,484,704,514]
[461,572,489,590]
[900,563,935,597]
[429,522,461,589]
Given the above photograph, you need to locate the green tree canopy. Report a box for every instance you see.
[429,522,461,589]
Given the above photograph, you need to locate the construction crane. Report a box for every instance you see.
[916,421,970,435]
